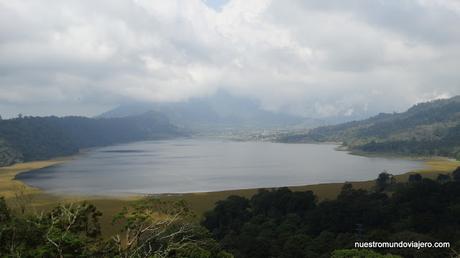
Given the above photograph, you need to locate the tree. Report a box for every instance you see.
[204,177,460,257]
[202,195,251,239]
[0,197,10,222]
[339,183,353,197]
[112,197,231,258]
[408,173,422,184]
[452,167,460,181]
[436,174,451,184]
[0,201,104,257]
[12,184,34,214]
[375,171,393,192]
[42,203,103,257]
[0,197,231,258]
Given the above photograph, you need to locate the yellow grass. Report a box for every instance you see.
[0,156,458,237]
[394,158,460,182]
[0,159,68,198]
[0,158,141,236]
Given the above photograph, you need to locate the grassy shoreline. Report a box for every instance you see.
[1,155,459,236]
[0,158,71,199]
[1,155,458,208]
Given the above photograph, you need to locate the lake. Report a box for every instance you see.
[17,138,426,195]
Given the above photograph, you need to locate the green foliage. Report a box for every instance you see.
[0,197,10,223]
[279,96,460,159]
[110,197,232,258]
[408,173,422,184]
[203,170,460,258]
[375,172,394,192]
[436,173,451,183]
[0,198,231,258]
[0,202,104,257]
[202,188,321,258]
[0,112,180,166]
[452,167,460,181]
[4,168,460,257]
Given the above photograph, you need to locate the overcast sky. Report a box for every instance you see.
[1,0,460,119]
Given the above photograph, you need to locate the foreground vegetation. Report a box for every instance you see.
[2,167,460,257]
[202,168,460,258]
[0,197,232,258]
[1,158,459,236]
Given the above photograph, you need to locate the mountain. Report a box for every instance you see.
[0,112,180,166]
[279,96,460,159]
[99,91,323,131]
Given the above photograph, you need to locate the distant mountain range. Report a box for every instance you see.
[280,96,460,159]
[4,93,459,166]
[0,112,180,166]
[99,91,325,131]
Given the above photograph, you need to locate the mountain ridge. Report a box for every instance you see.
[279,96,460,159]
[0,112,180,167]
[99,91,325,130]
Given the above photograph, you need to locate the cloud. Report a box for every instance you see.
[0,0,459,118]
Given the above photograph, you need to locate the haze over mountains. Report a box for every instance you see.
[99,91,339,131]
[2,94,460,167]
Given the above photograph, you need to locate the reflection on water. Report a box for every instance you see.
[17,138,425,196]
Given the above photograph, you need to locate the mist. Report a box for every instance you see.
[1,0,460,119]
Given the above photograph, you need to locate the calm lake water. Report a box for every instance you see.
[17,138,425,196]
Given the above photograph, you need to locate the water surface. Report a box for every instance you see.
[17,138,425,195]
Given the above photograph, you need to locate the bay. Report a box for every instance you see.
[17,138,425,195]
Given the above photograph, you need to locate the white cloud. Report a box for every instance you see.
[0,0,460,118]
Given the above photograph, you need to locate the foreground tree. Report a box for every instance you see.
[0,197,231,257]
[111,197,232,258]
[203,168,460,258]
[0,200,104,257]
[43,203,103,257]
[375,171,394,192]
[408,173,422,184]
[436,174,451,184]
[452,167,460,181]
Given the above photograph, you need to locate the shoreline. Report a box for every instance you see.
[2,154,459,207]
[1,153,459,237]
[0,157,73,199]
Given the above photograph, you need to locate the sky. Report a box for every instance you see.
[1,0,460,119]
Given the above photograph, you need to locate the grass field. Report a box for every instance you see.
[0,156,459,237]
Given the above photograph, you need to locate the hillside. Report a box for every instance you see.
[0,112,180,166]
[279,96,460,159]
[99,91,323,130]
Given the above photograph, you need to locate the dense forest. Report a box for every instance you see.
[2,168,460,257]
[0,197,232,258]
[202,169,460,258]
[0,111,181,166]
[279,96,460,159]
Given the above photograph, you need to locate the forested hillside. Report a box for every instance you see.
[280,96,460,159]
[203,170,460,258]
[0,111,180,166]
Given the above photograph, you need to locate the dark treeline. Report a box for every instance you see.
[359,123,460,158]
[0,111,181,166]
[202,169,460,258]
